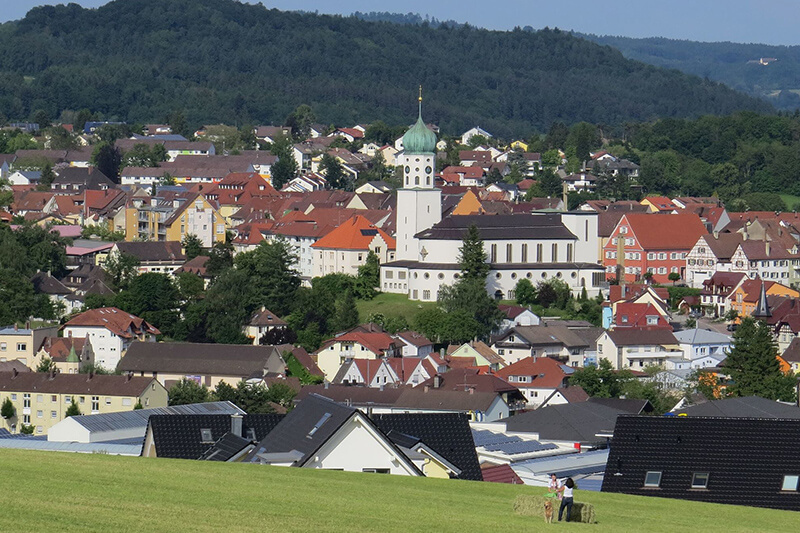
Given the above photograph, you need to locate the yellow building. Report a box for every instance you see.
[730,279,799,320]
[0,371,167,435]
[510,140,529,151]
[125,192,226,247]
[0,325,59,368]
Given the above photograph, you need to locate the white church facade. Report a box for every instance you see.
[380,97,605,302]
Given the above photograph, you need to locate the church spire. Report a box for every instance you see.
[753,280,772,319]
[418,85,423,118]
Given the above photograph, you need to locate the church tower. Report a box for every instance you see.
[396,88,441,261]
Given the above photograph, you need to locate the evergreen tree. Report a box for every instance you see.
[168,378,210,406]
[332,290,359,333]
[65,398,81,417]
[90,142,122,183]
[1,397,15,420]
[36,357,56,373]
[182,234,203,261]
[39,163,55,188]
[269,133,298,190]
[458,224,489,281]
[355,251,380,299]
[320,153,346,190]
[725,317,797,401]
[515,278,536,307]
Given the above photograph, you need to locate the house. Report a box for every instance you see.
[613,302,672,330]
[108,241,186,275]
[355,181,393,194]
[118,341,287,389]
[314,331,400,379]
[495,357,575,407]
[602,415,800,511]
[672,328,731,363]
[332,358,400,388]
[62,307,160,371]
[243,394,424,476]
[244,308,288,345]
[729,279,798,320]
[51,167,114,194]
[497,304,540,332]
[562,172,597,192]
[448,341,505,369]
[48,400,244,444]
[538,385,590,408]
[671,395,800,418]
[311,215,396,278]
[33,336,94,374]
[417,368,526,412]
[0,324,60,368]
[596,328,681,370]
[0,370,167,435]
[781,338,800,373]
[640,196,678,213]
[491,325,600,367]
[460,127,492,146]
[700,271,747,318]
[392,330,434,358]
[604,213,708,284]
[124,192,226,247]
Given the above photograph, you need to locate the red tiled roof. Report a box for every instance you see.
[495,357,571,389]
[643,196,678,211]
[311,215,395,251]
[481,464,524,484]
[419,368,518,394]
[317,331,397,356]
[39,337,87,362]
[614,302,672,330]
[615,213,708,250]
[63,307,160,338]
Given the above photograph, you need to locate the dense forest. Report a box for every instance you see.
[0,0,772,137]
[581,34,800,110]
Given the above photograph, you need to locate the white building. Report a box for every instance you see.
[380,100,604,302]
[62,307,159,371]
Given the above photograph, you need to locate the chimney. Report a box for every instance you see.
[230,413,243,438]
[766,242,771,256]
[324,380,330,390]
[11,368,18,378]
[424,385,430,393]
[126,371,133,382]
[87,371,94,381]
[468,387,475,395]
[49,368,56,380]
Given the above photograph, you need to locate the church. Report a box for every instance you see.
[379,96,605,302]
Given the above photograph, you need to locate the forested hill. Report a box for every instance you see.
[581,34,800,111]
[0,0,773,136]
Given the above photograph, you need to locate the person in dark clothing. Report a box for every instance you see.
[557,477,575,522]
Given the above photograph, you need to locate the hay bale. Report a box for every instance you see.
[513,494,596,524]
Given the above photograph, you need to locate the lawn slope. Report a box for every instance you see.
[0,449,795,532]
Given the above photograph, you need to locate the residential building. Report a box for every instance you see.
[393,330,434,358]
[495,357,575,407]
[0,371,167,435]
[448,341,505,369]
[118,341,286,389]
[603,213,708,284]
[0,325,59,368]
[62,307,159,371]
[491,325,601,366]
[672,328,731,362]
[108,241,186,275]
[33,336,94,374]
[125,192,226,246]
[596,328,681,370]
[730,279,798,320]
[244,308,288,345]
[685,232,744,288]
[612,302,672,330]
[311,215,396,278]
[700,272,747,318]
[315,331,400,379]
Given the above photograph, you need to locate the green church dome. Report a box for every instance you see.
[402,99,437,154]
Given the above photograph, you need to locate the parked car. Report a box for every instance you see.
[726,323,738,331]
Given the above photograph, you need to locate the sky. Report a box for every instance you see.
[3,0,800,46]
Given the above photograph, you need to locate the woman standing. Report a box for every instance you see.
[558,477,575,522]
[548,474,562,500]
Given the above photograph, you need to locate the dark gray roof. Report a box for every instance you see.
[244,394,359,466]
[672,396,800,418]
[145,413,284,459]
[587,397,654,414]
[606,328,679,346]
[31,271,72,295]
[415,213,577,241]
[118,342,284,377]
[114,241,185,262]
[53,167,114,189]
[603,416,800,511]
[383,260,603,271]
[373,413,483,481]
[68,401,244,434]
[502,401,630,444]
[198,432,252,461]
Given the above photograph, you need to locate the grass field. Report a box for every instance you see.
[356,292,436,324]
[0,449,796,532]
[779,194,800,210]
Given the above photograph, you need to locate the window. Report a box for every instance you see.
[537,244,543,263]
[521,243,528,263]
[490,244,497,262]
[362,468,390,474]
[36,410,43,418]
[51,411,57,419]
[23,415,30,424]
[782,475,799,491]
[23,394,30,408]
[37,395,43,403]
[506,243,513,263]
[91,396,99,412]
[51,395,57,402]
[17,343,26,351]
[64,396,71,404]
[567,243,574,262]
[200,428,214,443]
[0,342,5,351]
[422,290,431,300]
[691,472,709,489]
[552,243,558,262]
[216,224,224,234]
[105,397,112,406]
[644,471,662,487]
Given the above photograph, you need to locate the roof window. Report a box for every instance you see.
[200,428,214,443]
[307,412,332,438]
[644,471,662,488]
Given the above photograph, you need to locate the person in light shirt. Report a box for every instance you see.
[557,477,575,522]
[548,473,562,500]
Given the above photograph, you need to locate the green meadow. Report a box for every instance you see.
[0,449,795,532]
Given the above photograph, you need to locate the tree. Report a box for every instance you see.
[205,240,234,279]
[458,224,489,282]
[1,397,15,420]
[569,359,633,397]
[331,290,359,333]
[134,400,143,410]
[320,153,346,190]
[90,142,122,183]
[32,109,51,129]
[114,273,179,337]
[104,251,140,289]
[537,169,563,197]
[515,278,536,307]
[259,327,298,346]
[168,110,189,137]
[36,357,57,373]
[182,234,203,261]
[668,272,681,284]
[39,163,55,189]
[269,133,298,190]
[724,317,797,401]
[65,398,81,417]
[168,378,210,406]
[235,238,300,317]
[284,104,316,140]
[355,251,380,299]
